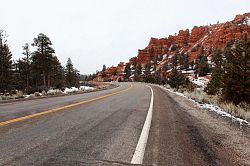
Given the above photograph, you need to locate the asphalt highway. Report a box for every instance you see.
[0,83,249,166]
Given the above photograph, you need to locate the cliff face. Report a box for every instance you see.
[96,13,250,81]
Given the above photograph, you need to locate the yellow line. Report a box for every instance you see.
[0,84,133,127]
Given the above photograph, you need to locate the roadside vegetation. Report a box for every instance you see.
[0,29,98,100]
[167,36,250,122]
[118,35,250,122]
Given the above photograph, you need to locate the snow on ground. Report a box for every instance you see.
[47,89,63,95]
[24,95,30,98]
[64,86,96,93]
[160,85,250,126]
[181,70,194,74]
[63,87,79,93]
[79,86,95,91]
[189,76,210,87]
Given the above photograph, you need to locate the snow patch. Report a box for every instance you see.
[160,86,250,126]
[63,87,79,93]
[189,77,210,87]
[79,86,95,91]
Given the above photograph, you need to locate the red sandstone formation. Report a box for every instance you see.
[189,26,208,44]
[95,13,250,81]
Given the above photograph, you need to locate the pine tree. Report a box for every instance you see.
[65,58,74,87]
[134,63,142,81]
[22,43,31,88]
[195,54,210,77]
[15,43,31,90]
[124,63,131,80]
[50,56,65,88]
[31,33,55,88]
[167,68,186,89]
[135,63,142,75]
[222,35,250,104]
[171,54,178,69]
[131,59,137,71]
[205,49,223,95]
[152,69,162,84]
[0,30,14,93]
[102,65,106,77]
[65,58,80,87]
[180,53,189,70]
[143,62,153,83]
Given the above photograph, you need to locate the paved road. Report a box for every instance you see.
[0,83,249,166]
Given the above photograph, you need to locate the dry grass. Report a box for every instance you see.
[183,88,219,104]
[174,86,250,122]
[219,102,250,122]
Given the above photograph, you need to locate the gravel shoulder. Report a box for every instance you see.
[143,85,250,166]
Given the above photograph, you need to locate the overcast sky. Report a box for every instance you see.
[1,0,250,74]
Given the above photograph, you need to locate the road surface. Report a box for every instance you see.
[0,83,249,165]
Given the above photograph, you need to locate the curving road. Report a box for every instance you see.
[0,83,249,166]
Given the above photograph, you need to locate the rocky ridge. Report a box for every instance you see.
[96,13,250,81]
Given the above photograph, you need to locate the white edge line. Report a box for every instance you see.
[131,85,154,164]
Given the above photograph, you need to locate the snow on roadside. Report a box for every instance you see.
[63,86,96,93]
[160,86,250,126]
[63,87,79,93]
[188,76,210,87]
[24,95,30,98]
[79,86,95,91]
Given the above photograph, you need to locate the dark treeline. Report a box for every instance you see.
[0,30,80,93]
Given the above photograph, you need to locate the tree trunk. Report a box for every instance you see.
[48,74,51,88]
[26,75,29,89]
[43,70,46,87]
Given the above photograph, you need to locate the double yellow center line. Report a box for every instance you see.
[0,84,133,127]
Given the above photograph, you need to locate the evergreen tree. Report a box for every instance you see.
[143,62,153,83]
[22,43,31,88]
[171,54,178,69]
[31,33,55,88]
[152,56,158,71]
[65,58,74,86]
[222,36,250,104]
[102,65,106,77]
[152,69,162,84]
[123,63,131,80]
[65,58,80,87]
[134,63,142,81]
[135,63,142,75]
[179,53,189,70]
[195,54,210,77]
[205,49,223,95]
[131,59,137,71]
[15,43,31,90]
[13,60,23,90]
[50,56,65,88]
[15,59,27,90]
[167,68,186,89]
[0,30,14,93]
